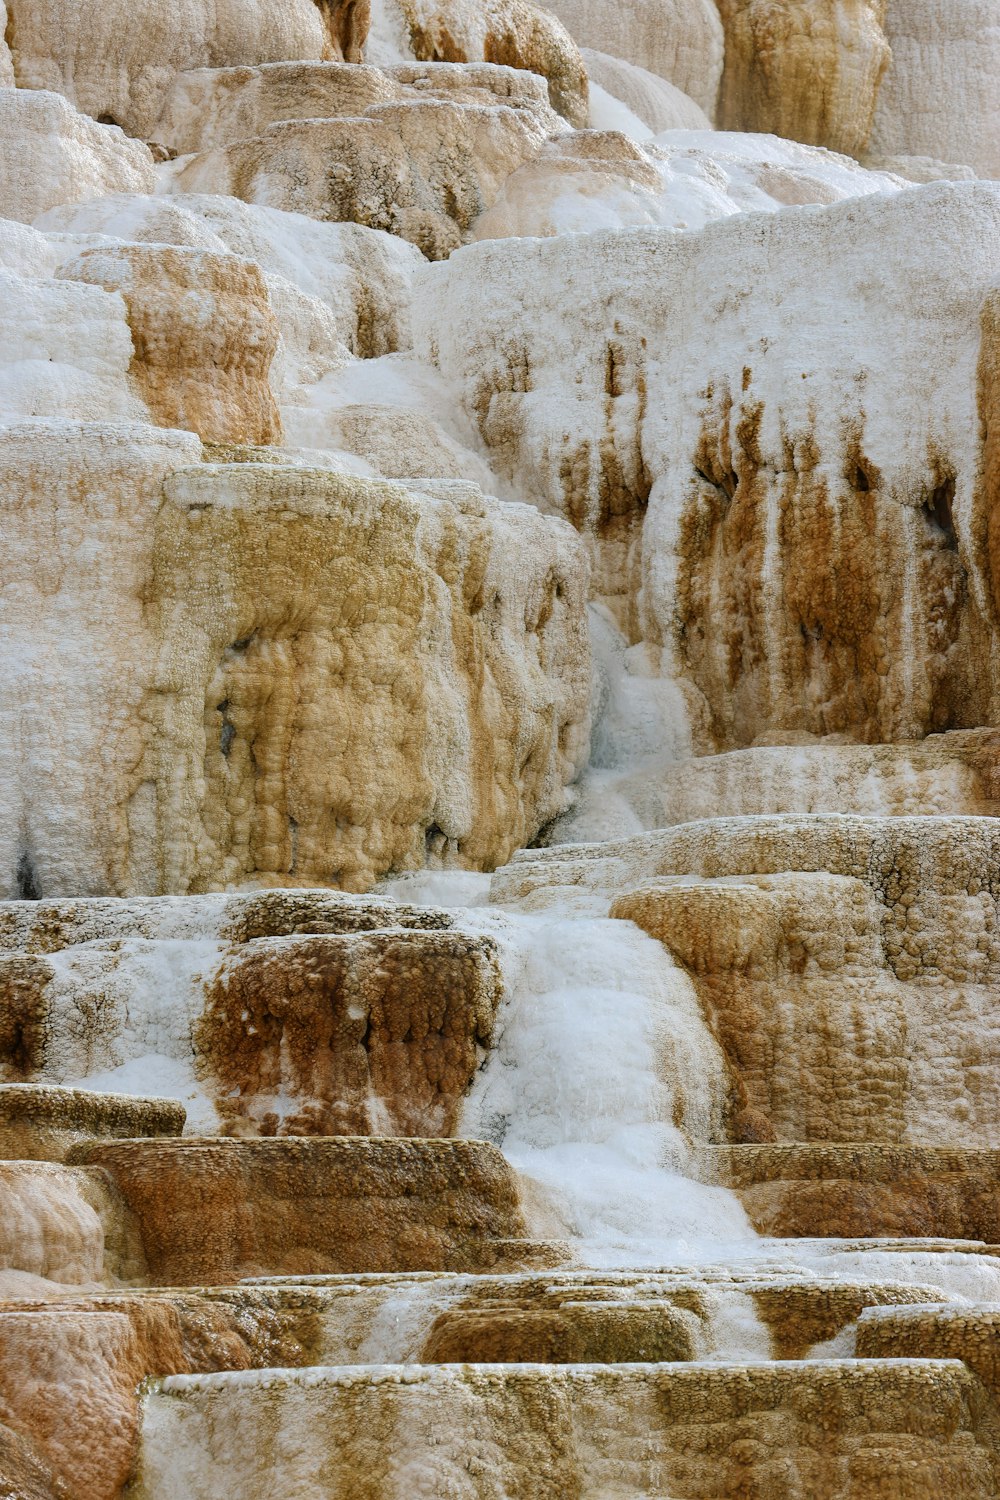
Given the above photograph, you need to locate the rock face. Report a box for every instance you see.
[0,440,589,897]
[130,1360,1000,1500]
[870,0,1000,178]
[158,60,563,258]
[715,0,891,156]
[2,0,343,137]
[0,1087,184,1162]
[610,817,1000,1147]
[66,1136,530,1282]
[376,0,589,125]
[419,184,1000,749]
[59,245,283,444]
[0,89,154,221]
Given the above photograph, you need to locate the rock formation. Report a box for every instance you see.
[3,1,1000,1497]
[715,0,891,156]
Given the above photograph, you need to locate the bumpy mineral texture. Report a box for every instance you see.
[0,437,589,897]
[419,184,1000,748]
[715,0,890,156]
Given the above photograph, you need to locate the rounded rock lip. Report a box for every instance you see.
[0,1083,186,1135]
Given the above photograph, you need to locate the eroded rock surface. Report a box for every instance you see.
[419,184,1000,748]
[716,0,890,156]
[0,436,589,898]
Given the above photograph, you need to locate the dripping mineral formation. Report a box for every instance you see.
[2,0,1000,1495]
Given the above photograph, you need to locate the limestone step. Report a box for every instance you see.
[0,1266,991,1498]
[858,1303,1000,1399]
[697,1144,1000,1240]
[153,60,557,155]
[0,1084,184,1162]
[581,730,1000,832]
[497,815,1000,1149]
[64,1136,546,1283]
[0,894,499,1139]
[129,1359,1000,1499]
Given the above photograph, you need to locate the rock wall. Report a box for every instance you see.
[0,437,589,897]
[715,0,890,156]
[418,184,1000,750]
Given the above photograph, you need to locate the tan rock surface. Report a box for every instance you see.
[196,931,501,1137]
[0,433,589,897]
[858,1303,1000,1397]
[384,0,588,125]
[0,1087,184,1163]
[153,58,560,155]
[701,1144,1000,1242]
[163,80,560,258]
[0,1162,143,1288]
[595,730,1000,834]
[57,246,282,445]
[608,817,1000,1146]
[65,1137,531,1281]
[131,1359,1000,1498]
[715,0,890,156]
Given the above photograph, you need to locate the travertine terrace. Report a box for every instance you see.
[2,0,1000,1495]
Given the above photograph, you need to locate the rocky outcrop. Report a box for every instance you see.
[701,1144,1000,1241]
[0,1087,184,1162]
[715,0,890,157]
[58,245,283,444]
[377,0,588,126]
[577,730,1000,837]
[1,0,343,138]
[0,435,589,897]
[608,816,1000,1147]
[0,89,154,222]
[161,61,563,259]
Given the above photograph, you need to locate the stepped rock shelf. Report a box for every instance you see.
[3,0,1000,1494]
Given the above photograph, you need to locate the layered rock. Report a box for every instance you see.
[65,1137,531,1281]
[418,184,1000,748]
[0,434,589,897]
[715,0,890,157]
[702,1144,1000,1240]
[370,0,588,126]
[0,894,501,1136]
[36,191,424,416]
[130,1360,1000,1499]
[615,817,1000,1147]
[580,729,1000,836]
[0,1087,184,1162]
[161,61,563,259]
